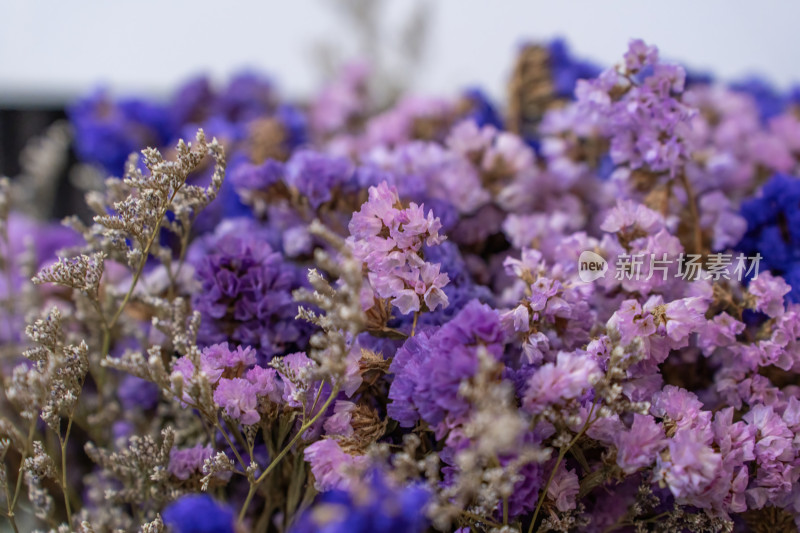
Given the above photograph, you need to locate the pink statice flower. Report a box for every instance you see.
[303,438,368,492]
[348,181,450,315]
[245,365,282,403]
[655,429,722,505]
[546,463,580,512]
[171,343,256,385]
[614,414,666,474]
[168,444,215,480]
[748,272,791,318]
[522,351,601,414]
[213,378,260,425]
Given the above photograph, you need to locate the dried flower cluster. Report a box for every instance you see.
[3,37,800,533]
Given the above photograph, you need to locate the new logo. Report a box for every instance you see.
[578,251,608,282]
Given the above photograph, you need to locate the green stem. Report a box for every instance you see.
[59,417,74,530]
[216,420,248,472]
[2,454,20,533]
[9,420,37,513]
[458,509,504,529]
[101,187,181,358]
[2,513,20,533]
[678,172,703,256]
[528,400,598,533]
[237,384,339,524]
[164,227,192,302]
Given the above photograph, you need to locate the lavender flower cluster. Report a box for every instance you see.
[3,38,800,533]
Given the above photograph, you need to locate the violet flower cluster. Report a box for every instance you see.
[3,37,800,533]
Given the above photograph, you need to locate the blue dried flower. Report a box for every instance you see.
[162,494,234,533]
[547,38,601,98]
[461,88,504,130]
[70,90,173,175]
[738,174,800,300]
[290,471,429,533]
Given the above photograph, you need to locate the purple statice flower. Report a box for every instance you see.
[655,431,722,507]
[43,36,800,532]
[698,312,745,355]
[501,211,586,254]
[162,494,234,533]
[500,247,597,363]
[112,421,135,443]
[364,141,491,215]
[505,461,544,518]
[303,438,369,492]
[614,414,666,474]
[388,300,504,436]
[445,120,535,180]
[608,296,708,363]
[575,39,697,177]
[323,401,357,436]
[276,351,315,408]
[229,158,283,198]
[731,77,787,121]
[698,191,748,251]
[655,429,722,507]
[661,296,709,347]
[311,61,370,136]
[214,71,275,123]
[290,470,429,533]
[284,150,354,209]
[709,407,755,513]
[201,343,257,381]
[599,199,665,236]
[276,104,309,151]
[623,39,659,72]
[213,377,260,425]
[713,407,756,468]
[168,444,214,480]
[522,350,601,414]
[385,333,432,428]
[170,343,256,388]
[744,404,794,465]
[650,385,712,435]
[747,271,791,317]
[245,365,282,403]
[168,75,214,127]
[193,233,309,359]
[349,181,450,316]
[363,96,454,147]
[422,241,491,299]
[546,462,580,512]
[117,374,159,411]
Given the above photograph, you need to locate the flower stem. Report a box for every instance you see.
[59,416,74,530]
[678,172,703,256]
[101,187,180,359]
[528,400,598,533]
[237,383,340,524]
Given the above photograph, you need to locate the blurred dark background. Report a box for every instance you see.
[0,108,65,177]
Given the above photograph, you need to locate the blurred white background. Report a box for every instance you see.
[2,0,800,104]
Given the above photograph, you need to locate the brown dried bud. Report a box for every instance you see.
[338,403,387,454]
